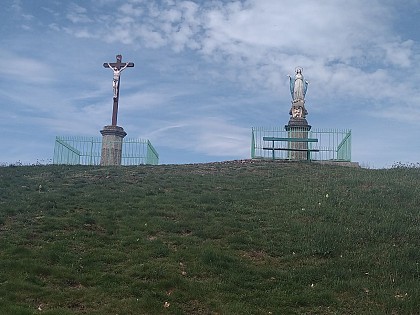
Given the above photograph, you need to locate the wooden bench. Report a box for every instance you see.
[262,137,319,161]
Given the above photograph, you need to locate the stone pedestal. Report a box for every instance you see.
[100,125,127,166]
[285,118,311,160]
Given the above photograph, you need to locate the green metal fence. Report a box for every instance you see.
[53,136,159,165]
[251,127,351,161]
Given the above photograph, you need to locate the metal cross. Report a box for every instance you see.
[103,54,134,126]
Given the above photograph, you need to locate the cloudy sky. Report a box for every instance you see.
[1,0,419,167]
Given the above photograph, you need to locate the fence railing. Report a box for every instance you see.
[53,136,159,166]
[251,127,351,161]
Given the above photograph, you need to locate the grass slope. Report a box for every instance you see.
[0,160,419,314]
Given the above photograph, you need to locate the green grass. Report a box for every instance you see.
[0,160,419,314]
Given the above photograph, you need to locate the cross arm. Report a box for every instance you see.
[103,62,134,68]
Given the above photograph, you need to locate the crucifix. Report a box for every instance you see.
[103,54,134,126]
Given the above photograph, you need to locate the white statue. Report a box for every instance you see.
[107,62,130,99]
[288,67,308,102]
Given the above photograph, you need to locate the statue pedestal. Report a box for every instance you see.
[285,118,311,160]
[100,125,127,166]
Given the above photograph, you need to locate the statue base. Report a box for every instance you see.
[100,125,127,166]
[285,118,312,161]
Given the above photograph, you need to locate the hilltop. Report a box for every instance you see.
[0,160,419,314]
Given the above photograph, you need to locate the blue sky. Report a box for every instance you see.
[1,0,419,167]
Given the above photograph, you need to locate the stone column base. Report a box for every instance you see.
[100,125,127,166]
[285,119,312,160]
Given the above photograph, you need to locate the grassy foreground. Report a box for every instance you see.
[0,160,419,314]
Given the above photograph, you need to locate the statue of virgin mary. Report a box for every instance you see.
[289,67,308,102]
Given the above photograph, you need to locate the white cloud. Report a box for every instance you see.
[119,3,144,17]
[66,3,92,24]
[121,90,176,111]
[0,51,54,84]
[147,117,250,158]
[72,28,95,38]
[134,26,166,47]
[382,40,414,68]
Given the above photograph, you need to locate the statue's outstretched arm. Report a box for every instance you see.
[120,63,129,72]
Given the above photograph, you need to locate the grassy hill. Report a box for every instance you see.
[0,160,419,314]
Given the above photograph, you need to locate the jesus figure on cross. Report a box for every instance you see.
[107,62,130,99]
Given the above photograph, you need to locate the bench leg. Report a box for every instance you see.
[272,141,275,160]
